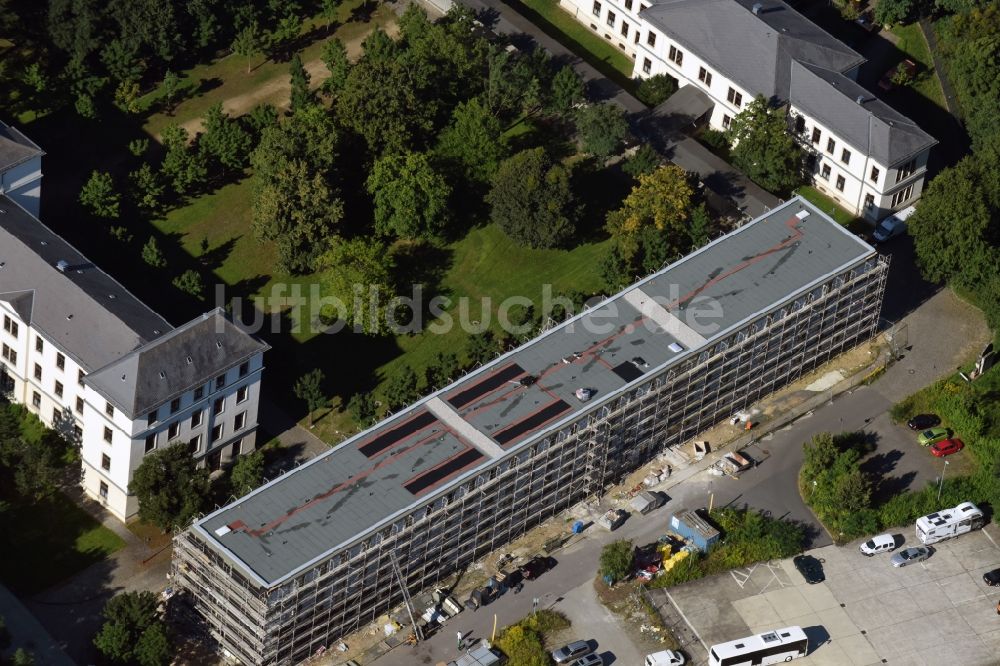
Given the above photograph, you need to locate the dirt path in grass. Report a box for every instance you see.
[173,19,399,138]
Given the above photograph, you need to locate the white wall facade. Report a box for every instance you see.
[0,156,42,219]
[2,299,266,523]
[558,0,651,59]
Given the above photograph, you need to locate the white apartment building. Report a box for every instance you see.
[0,191,269,523]
[0,121,43,218]
[559,0,937,220]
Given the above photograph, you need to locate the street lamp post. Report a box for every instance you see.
[937,460,949,502]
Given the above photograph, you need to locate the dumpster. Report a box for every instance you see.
[668,508,720,552]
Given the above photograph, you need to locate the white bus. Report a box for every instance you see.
[708,626,808,666]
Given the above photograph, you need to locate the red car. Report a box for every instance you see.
[930,438,964,457]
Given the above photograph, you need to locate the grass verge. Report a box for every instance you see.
[795,185,861,229]
[0,492,126,595]
[890,23,948,112]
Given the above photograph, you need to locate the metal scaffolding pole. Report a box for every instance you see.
[389,551,423,642]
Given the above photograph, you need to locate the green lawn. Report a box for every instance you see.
[890,23,948,111]
[0,492,125,595]
[795,185,859,228]
[510,0,635,89]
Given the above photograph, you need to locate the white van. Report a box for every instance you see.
[872,205,916,242]
[859,534,897,556]
[645,650,685,666]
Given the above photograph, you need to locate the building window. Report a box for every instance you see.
[642,57,652,74]
[592,0,601,16]
[606,10,615,26]
[78,369,85,387]
[33,363,41,381]
[896,158,916,182]
[820,164,831,180]
[841,148,851,165]
[105,402,114,418]
[73,424,82,440]
[726,87,742,108]
[634,31,640,44]
[698,67,712,86]
[234,411,247,431]
[189,435,202,454]
[191,409,204,428]
[870,166,880,182]
[213,397,225,416]
[826,138,835,153]
[145,433,156,453]
[891,184,914,207]
[230,440,243,458]
[147,409,157,426]
[646,31,656,47]
[194,386,204,401]
[52,407,60,423]
[170,397,181,414]
[237,386,249,404]
[32,391,41,408]
[168,421,180,440]
[54,380,63,398]
[35,337,43,353]
[811,127,821,144]
[794,115,805,133]
[721,114,732,129]
[211,424,223,443]
[625,0,633,8]
[835,175,846,191]
[1,344,16,364]
[99,481,108,499]
[76,397,84,414]
[103,426,112,443]
[3,315,18,338]
[101,454,111,471]
[215,374,225,391]
[56,353,65,370]
[239,361,250,378]
[864,193,875,209]
[668,45,683,65]
[621,22,629,37]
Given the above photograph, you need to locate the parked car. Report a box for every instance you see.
[793,554,825,584]
[907,414,941,430]
[878,58,917,90]
[569,655,603,666]
[890,546,932,567]
[930,438,964,457]
[983,568,1000,586]
[860,534,898,556]
[917,427,950,446]
[645,650,686,666]
[552,640,593,664]
[872,205,916,242]
[519,556,554,580]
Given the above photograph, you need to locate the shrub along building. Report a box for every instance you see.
[172,196,889,665]
[558,0,936,220]
[0,134,269,523]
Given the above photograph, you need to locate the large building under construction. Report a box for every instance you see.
[171,197,889,665]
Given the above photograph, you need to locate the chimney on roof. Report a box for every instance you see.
[752,2,763,14]
[56,260,69,272]
[856,95,866,105]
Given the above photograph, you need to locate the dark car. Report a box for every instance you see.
[984,568,1000,586]
[519,556,554,580]
[907,414,941,430]
[793,554,825,584]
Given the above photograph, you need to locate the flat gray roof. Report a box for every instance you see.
[196,196,876,587]
[0,196,171,371]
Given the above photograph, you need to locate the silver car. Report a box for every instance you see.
[890,546,931,567]
[552,640,593,664]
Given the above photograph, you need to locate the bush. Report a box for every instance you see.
[600,540,635,583]
[698,128,730,158]
[495,625,547,666]
[635,74,678,106]
[520,609,570,635]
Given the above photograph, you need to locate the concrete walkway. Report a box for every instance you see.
[456,0,781,218]
[0,585,75,666]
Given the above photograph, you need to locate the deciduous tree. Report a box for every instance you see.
[141,237,167,268]
[384,366,419,411]
[129,163,164,212]
[606,164,694,259]
[435,97,507,186]
[319,238,397,336]
[294,369,327,426]
[229,449,265,496]
[289,53,314,112]
[129,444,211,530]
[367,152,451,239]
[231,20,263,73]
[725,96,803,193]
[874,0,914,25]
[575,102,629,159]
[199,103,253,171]
[599,539,635,583]
[486,148,576,249]
[79,170,120,219]
[635,73,678,107]
[320,37,351,95]
[172,269,205,299]
[549,65,584,116]
[94,592,170,666]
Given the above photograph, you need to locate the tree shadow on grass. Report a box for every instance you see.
[198,236,241,271]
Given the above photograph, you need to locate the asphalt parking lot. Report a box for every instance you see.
[650,527,1000,665]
